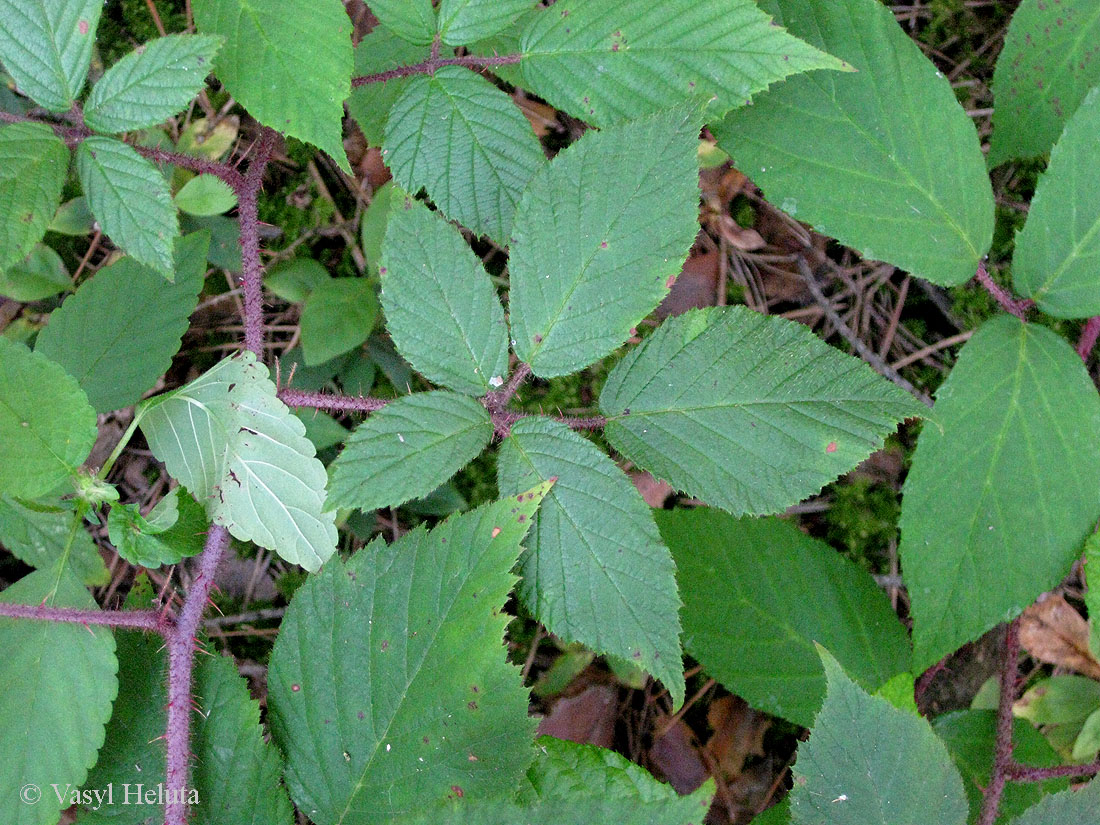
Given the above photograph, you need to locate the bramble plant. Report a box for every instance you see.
[3,0,1100,824]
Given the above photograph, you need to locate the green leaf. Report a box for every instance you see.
[900,316,1100,671]
[327,391,492,512]
[35,232,210,413]
[0,566,117,825]
[989,0,1100,165]
[77,136,179,276]
[0,245,70,302]
[347,30,429,147]
[498,417,685,707]
[174,173,238,216]
[518,0,844,127]
[712,0,993,288]
[81,578,293,825]
[265,257,329,304]
[657,508,909,727]
[370,0,436,44]
[438,0,535,46]
[183,213,241,270]
[300,277,379,366]
[0,122,69,272]
[600,307,924,516]
[384,67,545,243]
[379,198,509,395]
[1007,778,1100,825]
[107,489,208,568]
[509,108,699,377]
[295,409,348,452]
[790,648,968,825]
[754,800,791,825]
[138,352,338,572]
[49,197,94,236]
[193,0,351,171]
[0,0,101,111]
[0,338,97,499]
[268,486,550,824]
[84,34,222,133]
[360,181,400,275]
[0,497,108,586]
[1012,88,1100,317]
[934,710,1068,825]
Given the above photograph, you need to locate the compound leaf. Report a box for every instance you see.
[658,508,910,727]
[518,0,844,127]
[0,338,97,500]
[106,489,208,569]
[509,108,699,378]
[174,174,237,216]
[379,198,509,395]
[0,497,107,586]
[384,67,545,243]
[347,30,429,147]
[600,307,924,516]
[138,352,337,572]
[0,122,69,273]
[327,391,493,513]
[193,0,351,171]
[300,277,379,367]
[989,0,1100,165]
[77,136,179,277]
[35,232,210,413]
[900,316,1100,671]
[713,0,993,287]
[369,0,436,45]
[1012,88,1100,317]
[1007,778,1100,825]
[268,487,550,824]
[438,0,535,46]
[789,649,968,825]
[0,0,101,111]
[84,34,223,133]
[0,566,117,825]
[265,257,329,304]
[498,417,685,707]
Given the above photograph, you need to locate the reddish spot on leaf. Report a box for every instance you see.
[826,441,838,454]
[381,640,389,651]
[665,273,677,288]
[599,241,609,249]
[78,19,89,35]
[291,683,301,692]
[491,527,501,538]
[451,785,464,797]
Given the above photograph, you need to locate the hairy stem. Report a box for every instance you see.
[164,525,230,825]
[352,53,524,86]
[0,602,169,633]
[237,128,277,357]
[279,388,393,413]
[1005,759,1100,782]
[978,620,1021,825]
[973,261,1033,321]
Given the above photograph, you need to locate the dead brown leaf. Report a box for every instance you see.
[648,716,710,795]
[1019,595,1100,680]
[658,251,719,319]
[630,471,674,508]
[705,695,771,779]
[535,684,618,748]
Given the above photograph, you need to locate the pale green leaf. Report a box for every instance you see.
[84,34,222,133]
[327,391,492,512]
[498,417,685,707]
[600,307,924,516]
[176,116,239,161]
[360,180,400,275]
[509,108,699,377]
[713,0,993,287]
[384,67,545,243]
[438,0,535,46]
[0,122,69,272]
[347,31,429,147]
[518,0,845,126]
[174,173,237,216]
[106,489,208,568]
[0,497,108,586]
[35,232,210,413]
[789,649,968,825]
[900,317,1100,670]
[265,257,329,304]
[657,508,910,727]
[0,245,70,302]
[934,710,1068,825]
[1007,778,1100,825]
[989,0,1100,165]
[0,566,117,825]
[1088,532,1100,658]
[49,197,94,236]
[0,338,97,499]
[1012,88,1100,317]
[268,487,550,824]
[80,577,293,825]
[138,352,338,572]
[370,0,436,44]
[0,0,101,111]
[379,198,509,395]
[193,0,351,171]
[77,136,179,276]
[300,277,379,366]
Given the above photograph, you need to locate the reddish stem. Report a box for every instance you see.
[978,620,1021,825]
[138,145,245,191]
[279,389,392,413]
[973,261,1033,321]
[1077,317,1100,363]
[1005,760,1100,782]
[163,525,230,825]
[0,602,170,633]
[352,53,523,86]
[237,128,277,356]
